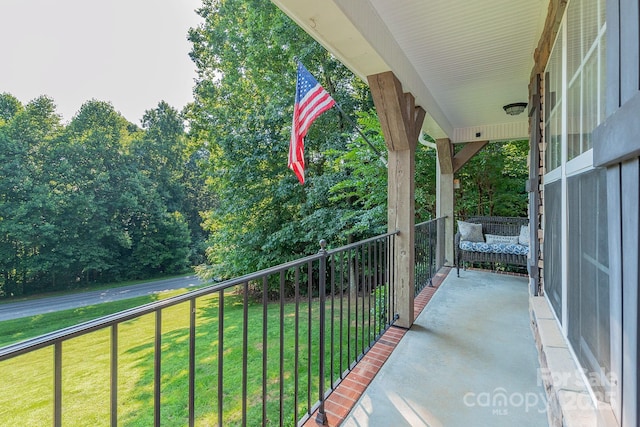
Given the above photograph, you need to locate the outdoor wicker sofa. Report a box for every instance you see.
[455,216,529,277]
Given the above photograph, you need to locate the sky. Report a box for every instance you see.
[0,0,203,124]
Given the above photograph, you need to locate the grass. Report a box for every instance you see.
[0,284,384,426]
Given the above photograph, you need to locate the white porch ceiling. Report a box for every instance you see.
[272,0,549,142]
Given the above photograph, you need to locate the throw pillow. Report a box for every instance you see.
[458,220,484,242]
[518,225,530,246]
[485,234,519,245]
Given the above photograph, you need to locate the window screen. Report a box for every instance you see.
[567,168,610,400]
[544,180,563,320]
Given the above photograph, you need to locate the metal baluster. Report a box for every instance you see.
[54,341,62,427]
[330,252,336,387]
[315,240,328,425]
[307,260,313,413]
[242,282,248,427]
[262,276,268,424]
[339,250,345,376]
[189,300,196,427]
[367,241,372,346]
[279,271,285,427]
[217,290,224,426]
[154,310,162,427]
[111,324,118,427]
[360,243,365,355]
[294,266,300,422]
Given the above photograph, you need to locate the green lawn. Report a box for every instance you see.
[0,286,381,426]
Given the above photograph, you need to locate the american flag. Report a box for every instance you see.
[288,62,335,184]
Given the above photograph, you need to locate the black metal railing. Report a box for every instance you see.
[414,217,446,294]
[0,231,404,427]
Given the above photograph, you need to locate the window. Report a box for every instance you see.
[544,29,563,172]
[566,0,606,161]
[545,0,606,172]
[567,168,610,401]
[543,0,610,403]
[544,180,562,319]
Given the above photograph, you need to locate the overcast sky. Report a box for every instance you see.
[0,0,203,124]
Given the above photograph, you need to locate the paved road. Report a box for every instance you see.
[0,275,205,322]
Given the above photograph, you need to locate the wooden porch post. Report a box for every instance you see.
[434,138,489,266]
[368,71,425,329]
[436,138,455,266]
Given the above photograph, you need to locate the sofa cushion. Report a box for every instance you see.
[457,220,484,242]
[518,225,530,246]
[485,234,519,245]
[459,241,529,256]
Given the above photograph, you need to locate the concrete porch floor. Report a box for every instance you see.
[336,269,549,427]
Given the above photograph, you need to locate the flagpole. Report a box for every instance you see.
[331,102,388,167]
[295,58,387,167]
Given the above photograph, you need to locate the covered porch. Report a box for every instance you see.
[306,268,548,427]
[272,0,547,333]
[273,0,624,426]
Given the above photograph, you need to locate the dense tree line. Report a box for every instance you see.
[0,95,215,296]
[454,140,529,218]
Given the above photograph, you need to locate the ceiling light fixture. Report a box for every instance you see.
[503,102,528,116]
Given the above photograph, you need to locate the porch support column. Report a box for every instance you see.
[436,138,455,266]
[368,71,425,329]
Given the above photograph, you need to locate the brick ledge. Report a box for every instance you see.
[529,296,619,427]
[302,267,451,426]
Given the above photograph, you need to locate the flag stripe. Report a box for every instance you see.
[297,87,334,134]
[297,96,334,136]
[298,85,332,117]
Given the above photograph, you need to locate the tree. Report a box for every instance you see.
[188,0,373,282]
[134,101,218,266]
[136,101,187,211]
[130,211,192,277]
[454,140,529,218]
[0,93,23,125]
[328,111,439,243]
[0,96,62,295]
[0,94,211,296]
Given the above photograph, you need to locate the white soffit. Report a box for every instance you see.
[272,0,389,78]
[272,0,548,142]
